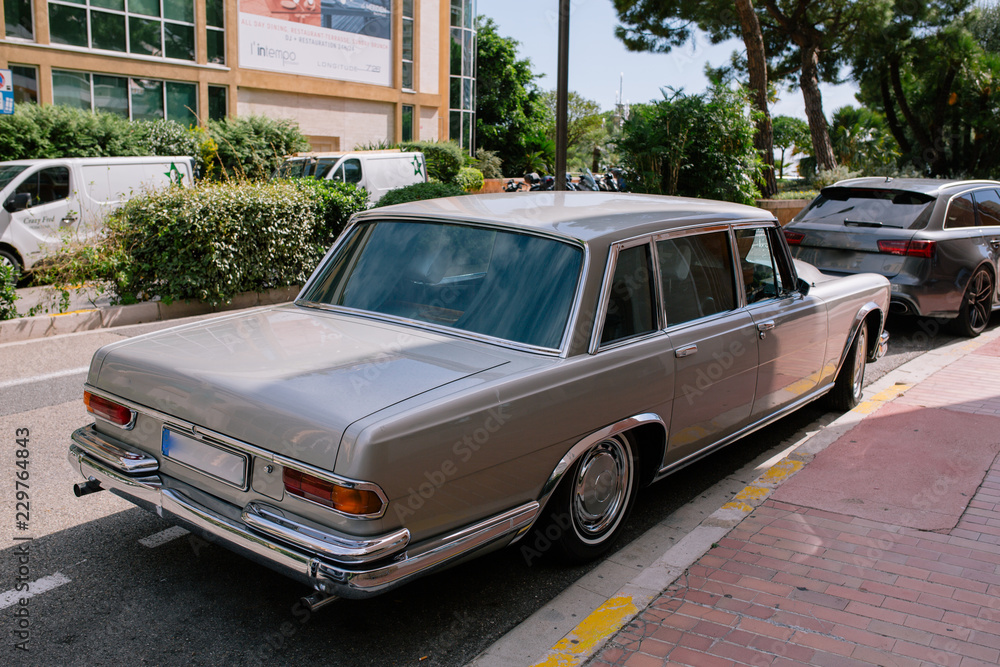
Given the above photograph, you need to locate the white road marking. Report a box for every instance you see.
[0,366,90,390]
[0,572,72,610]
[139,526,190,548]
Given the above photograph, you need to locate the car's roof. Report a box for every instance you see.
[831,177,1000,195]
[358,192,773,245]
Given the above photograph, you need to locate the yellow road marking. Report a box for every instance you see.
[533,595,639,667]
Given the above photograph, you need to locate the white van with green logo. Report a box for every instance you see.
[0,156,194,277]
[274,150,427,204]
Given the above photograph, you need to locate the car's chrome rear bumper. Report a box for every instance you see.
[68,425,538,599]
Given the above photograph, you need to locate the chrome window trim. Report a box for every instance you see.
[652,224,740,330]
[296,216,589,358]
[83,384,389,519]
[942,191,978,230]
[590,237,659,355]
[970,188,1000,229]
[729,221,795,307]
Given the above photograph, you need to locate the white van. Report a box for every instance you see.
[0,156,194,277]
[274,150,427,204]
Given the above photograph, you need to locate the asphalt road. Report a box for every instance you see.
[0,310,989,666]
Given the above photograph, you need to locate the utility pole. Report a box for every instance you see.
[554,0,570,191]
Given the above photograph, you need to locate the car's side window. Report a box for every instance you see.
[974,189,1000,227]
[946,194,976,228]
[15,166,70,207]
[657,231,736,327]
[735,227,793,304]
[600,244,656,345]
[342,159,363,184]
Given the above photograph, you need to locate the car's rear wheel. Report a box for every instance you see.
[954,267,994,337]
[542,433,639,563]
[0,249,21,284]
[827,320,867,411]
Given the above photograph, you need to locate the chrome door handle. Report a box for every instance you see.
[60,215,77,225]
[757,320,775,332]
[990,239,1000,249]
[675,344,698,358]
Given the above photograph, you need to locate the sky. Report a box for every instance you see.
[476,0,861,122]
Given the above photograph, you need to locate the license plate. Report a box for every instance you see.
[162,429,247,489]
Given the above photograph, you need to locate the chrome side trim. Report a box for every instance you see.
[836,302,882,376]
[71,425,159,474]
[535,413,667,515]
[69,435,540,599]
[242,502,410,564]
[652,381,835,483]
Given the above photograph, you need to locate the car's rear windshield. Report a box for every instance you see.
[796,187,935,230]
[300,219,584,350]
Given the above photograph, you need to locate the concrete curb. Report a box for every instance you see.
[470,323,1000,667]
[0,286,301,344]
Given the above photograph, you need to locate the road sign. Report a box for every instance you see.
[0,69,13,115]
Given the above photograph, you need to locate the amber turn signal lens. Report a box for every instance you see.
[283,467,383,516]
[84,391,134,427]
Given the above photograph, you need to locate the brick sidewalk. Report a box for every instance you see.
[588,343,1000,667]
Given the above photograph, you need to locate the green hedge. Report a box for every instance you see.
[0,265,17,321]
[400,140,465,183]
[0,105,310,181]
[456,167,485,192]
[374,182,466,208]
[104,179,367,305]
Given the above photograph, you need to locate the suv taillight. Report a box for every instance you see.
[877,239,935,258]
[783,230,805,246]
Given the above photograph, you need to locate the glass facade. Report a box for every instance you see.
[401,104,413,142]
[206,0,225,64]
[3,0,34,39]
[11,65,38,104]
[48,0,195,60]
[53,69,197,125]
[449,0,475,152]
[401,0,413,90]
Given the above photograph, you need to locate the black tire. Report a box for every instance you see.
[0,249,22,285]
[536,433,639,564]
[953,267,994,337]
[827,320,867,411]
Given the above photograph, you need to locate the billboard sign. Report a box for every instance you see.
[0,69,13,115]
[238,0,392,86]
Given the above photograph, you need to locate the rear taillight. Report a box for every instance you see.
[84,391,135,428]
[783,230,805,246]
[283,467,384,516]
[877,239,935,258]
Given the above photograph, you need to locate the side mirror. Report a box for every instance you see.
[3,192,32,213]
[797,277,812,296]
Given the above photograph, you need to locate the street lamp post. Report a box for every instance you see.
[554,0,570,191]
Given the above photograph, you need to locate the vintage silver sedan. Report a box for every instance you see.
[68,193,889,603]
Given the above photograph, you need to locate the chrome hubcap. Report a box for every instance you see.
[572,436,631,541]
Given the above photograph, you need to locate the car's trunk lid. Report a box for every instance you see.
[90,306,510,470]
[786,186,934,278]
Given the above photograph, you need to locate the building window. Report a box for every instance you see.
[206,0,225,64]
[208,85,227,120]
[401,0,414,90]
[11,65,38,104]
[3,0,34,39]
[47,0,195,61]
[401,104,413,142]
[52,69,197,125]
[449,0,475,153]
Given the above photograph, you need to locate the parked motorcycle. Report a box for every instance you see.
[577,172,600,191]
[504,178,524,192]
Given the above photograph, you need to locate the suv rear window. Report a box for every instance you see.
[797,187,935,230]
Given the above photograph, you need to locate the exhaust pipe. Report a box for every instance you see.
[73,480,104,497]
[300,591,339,613]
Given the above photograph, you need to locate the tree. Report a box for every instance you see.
[618,85,762,204]
[613,0,890,174]
[474,17,547,175]
[771,115,809,179]
[828,106,899,174]
[613,0,777,197]
[538,90,610,172]
[851,1,999,176]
